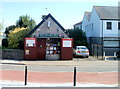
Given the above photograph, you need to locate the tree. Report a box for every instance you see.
[4,15,36,49]
[8,27,31,49]
[5,15,36,37]
[67,28,88,48]
[16,15,36,30]
[5,25,16,37]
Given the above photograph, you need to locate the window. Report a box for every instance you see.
[104,41,119,47]
[48,21,51,28]
[118,22,120,30]
[92,23,93,30]
[107,22,112,30]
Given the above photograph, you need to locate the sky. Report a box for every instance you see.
[0,0,119,32]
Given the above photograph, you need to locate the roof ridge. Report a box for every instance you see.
[85,12,91,13]
[93,6,118,8]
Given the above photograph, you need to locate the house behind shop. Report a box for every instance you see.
[73,21,82,30]
[82,6,120,58]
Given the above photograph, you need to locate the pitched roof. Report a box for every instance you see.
[26,13,66,37]
[74,21,82,26]
[85,12,91,21]
[94,6,119,20]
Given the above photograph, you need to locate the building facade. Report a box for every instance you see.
[82,6,120,57]
[24,13,73,60]
[73,21,82,30]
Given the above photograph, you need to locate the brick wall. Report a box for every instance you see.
[2,49,24,60]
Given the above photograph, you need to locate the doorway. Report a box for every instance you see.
[46,38,61,60]
[37,38,46,60]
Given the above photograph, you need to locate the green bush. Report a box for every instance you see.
[67,28,88,48]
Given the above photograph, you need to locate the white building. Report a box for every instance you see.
[73,21,82,30]
[82,12,91,38]
[82,6,120,57]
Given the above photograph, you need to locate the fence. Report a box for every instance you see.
[92,44,103,60]
[92,44,120,60]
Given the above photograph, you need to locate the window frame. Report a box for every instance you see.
[106,22,112,30]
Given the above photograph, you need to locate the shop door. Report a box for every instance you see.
[37,38,46,60]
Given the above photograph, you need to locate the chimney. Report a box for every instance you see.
[42,15,47,20]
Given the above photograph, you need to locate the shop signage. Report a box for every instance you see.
[25,38,36,47]
[34,34,63,38]
[62,39,72,47]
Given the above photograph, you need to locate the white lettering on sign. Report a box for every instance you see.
[26,40,35,47]
[63,40,72,47]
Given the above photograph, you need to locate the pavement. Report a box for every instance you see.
[0,80,117,87]
[0,70,118,87]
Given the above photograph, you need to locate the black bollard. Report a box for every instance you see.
[25,66,27,85]
[73,67,76,86]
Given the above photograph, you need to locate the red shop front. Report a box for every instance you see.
[24,37,73,60]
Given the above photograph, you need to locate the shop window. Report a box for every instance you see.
[107,22,112,30]
[46,39,61,55]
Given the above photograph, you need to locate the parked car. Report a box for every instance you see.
[73,46,89,58]
[116,50,120,58]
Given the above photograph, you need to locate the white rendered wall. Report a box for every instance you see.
[102,20,119,37]
[89,8,101,37]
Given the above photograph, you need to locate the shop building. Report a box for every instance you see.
[24,13,73,60]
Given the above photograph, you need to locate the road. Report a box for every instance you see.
[1,56,118,72]
[1,64,118,72]
[0,57,119,87]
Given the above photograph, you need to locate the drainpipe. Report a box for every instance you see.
[102,20,104,60]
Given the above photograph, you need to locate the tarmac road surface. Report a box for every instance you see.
[1,64,118,72]
[0,59,118,72]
